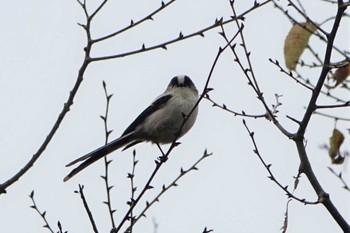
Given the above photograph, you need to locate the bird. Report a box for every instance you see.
[64,75,199,181]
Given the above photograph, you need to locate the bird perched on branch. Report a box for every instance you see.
[64,75,199,181]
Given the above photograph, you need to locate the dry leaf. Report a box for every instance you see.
[284,22,317,70]
[329,129,345,164]
[326,64,350,89]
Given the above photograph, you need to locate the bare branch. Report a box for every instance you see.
[328,167,350,193]
[29,191,55,233]
[269,58,314,91]
[76,185,99,233]
[90,0,108,20]
[297,1,347,136]
[294,71,349,103]
[286,0,328,35]
[126,150,212,230]
[93,0,176,43]
[90,1,274,62]
[224,3,294,138]
[127,150,138,232]
[316,102,350,109]
[0,0,104,194]
[205,94,266,118]
[313,110,350,121]
[100,81,116,228]
[242,120,319,205]
[273,0,348,58]
[294,137,350,230]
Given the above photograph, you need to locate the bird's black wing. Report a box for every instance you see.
[122,94,173,136]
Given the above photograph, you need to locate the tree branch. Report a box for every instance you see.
[297,1,347,136]
[243,120,319,205]
[0,9,93,195]
[316,102,350,109]
[100,81,116,228]
[29,191,55,233]
[90,0,272,62]
[295,138,350,231]
[126,150,212,231]
[92,0,177,43]
[76,185,99,233]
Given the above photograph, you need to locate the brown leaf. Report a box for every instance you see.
[329,129,345,164]
[326,64,350,89]
[284,22,317,70]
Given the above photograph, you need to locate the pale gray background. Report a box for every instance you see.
[0,1,349,233]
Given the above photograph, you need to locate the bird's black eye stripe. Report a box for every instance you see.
[168,75,194,88]
[183,75,194,87]
[169,77,178,87]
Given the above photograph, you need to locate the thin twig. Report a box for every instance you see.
[203,227,214,233]
[294,71,348,103]
[328,167,350,193]
[100,81,116,228]
[112,143,176,232]
[295,0,307,14]
[272,0,348,59]
[0,0,101,195]
[242,120,319,205]
[89,0,108,20]
[90,0,272,62]
[93,0,177,43]
[306,45,324,66]
[313,110,350,121]
[57,221,65,233]
[320,0,338,4]
[29,191,55,233]
[269,59,314,91]
[316,102,350,109]
[76,185,99,233]
[225,3,293,138]
[205,95,266,118]
[286,0,328,36]
[127,150,212,230]
[127,150,138,233]
[229,3,261,94]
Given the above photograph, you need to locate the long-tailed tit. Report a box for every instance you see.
[64,75,198,181]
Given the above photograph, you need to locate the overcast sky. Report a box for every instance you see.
[0,1,349,233]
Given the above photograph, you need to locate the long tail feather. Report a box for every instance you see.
[64,132,135,182]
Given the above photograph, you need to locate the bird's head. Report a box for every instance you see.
[168,75,197,91]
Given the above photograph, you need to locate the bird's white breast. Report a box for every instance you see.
[137,87,198,144]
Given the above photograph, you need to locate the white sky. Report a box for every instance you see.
[0,1,349,233]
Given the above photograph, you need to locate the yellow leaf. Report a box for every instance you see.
[284,22,317,70]
[328,129,345,164]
